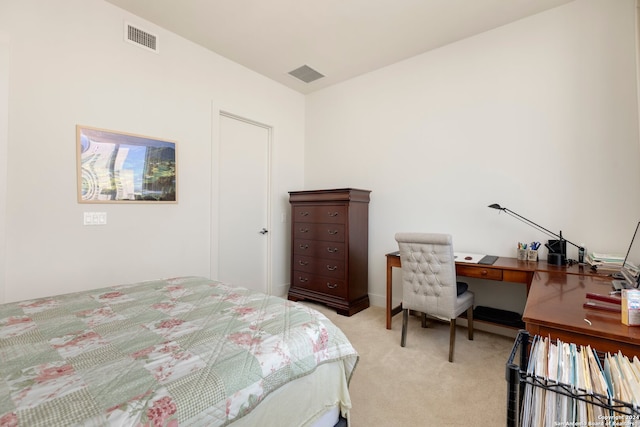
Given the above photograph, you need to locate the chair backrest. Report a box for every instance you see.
[394,232,458,320]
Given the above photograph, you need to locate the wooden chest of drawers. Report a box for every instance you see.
[288,188,371,316]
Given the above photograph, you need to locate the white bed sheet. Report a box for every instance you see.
[230,361,352,427]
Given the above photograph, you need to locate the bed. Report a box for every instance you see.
[0,276,358,426]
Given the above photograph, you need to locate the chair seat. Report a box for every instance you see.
[453,290,474,318]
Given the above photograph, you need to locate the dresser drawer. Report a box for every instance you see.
[293,255,346,279]
[293,223,345,242]
[456,264,503,281]
[293,239,345,260]
[291,271,347,298]
[292,205,347,224]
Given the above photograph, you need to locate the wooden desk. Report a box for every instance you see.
[385,252,538,329]
[386,252,602,329]
[386,251,639,357]
[524,271,640,358]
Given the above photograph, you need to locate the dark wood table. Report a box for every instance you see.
[386,251,640,356]
[385,251,598,329]
[523,271,640,357]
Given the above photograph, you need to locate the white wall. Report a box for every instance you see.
[0,0,305,302]
[0,41,8,304]
[305,0,640,309]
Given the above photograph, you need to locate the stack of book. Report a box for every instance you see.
[586,252,625,272]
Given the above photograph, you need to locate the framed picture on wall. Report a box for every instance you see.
[76,125,177,203]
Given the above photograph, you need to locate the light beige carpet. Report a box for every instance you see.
[305,303,515,427]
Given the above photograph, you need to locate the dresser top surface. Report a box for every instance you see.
[289,188,371,203]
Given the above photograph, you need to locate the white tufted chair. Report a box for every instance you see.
[395,232,474,362]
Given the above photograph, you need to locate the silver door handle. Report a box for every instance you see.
[259,228,268,235]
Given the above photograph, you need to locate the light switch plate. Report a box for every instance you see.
[84,212,107,226]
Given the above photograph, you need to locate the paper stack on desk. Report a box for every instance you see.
[586,252,624,271]
[453,252,485,264]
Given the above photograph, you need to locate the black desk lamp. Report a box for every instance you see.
[488,203,584,265]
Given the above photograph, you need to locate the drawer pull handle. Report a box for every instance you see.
[327,283,338,289]
[327,229,338,235]
[326,265,338,271]
[298,277,309,283]
[299,228,309,233]
[300,211,309,216]
[299,244,309,249]
[298,260,308,266]
[328,212,339,217]
[481,270,488,276]
[327,247,338,253]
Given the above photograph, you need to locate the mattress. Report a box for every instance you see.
[0,276,358,426]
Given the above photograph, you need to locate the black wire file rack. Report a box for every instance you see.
[506,330,640,427]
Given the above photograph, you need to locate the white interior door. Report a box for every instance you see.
[218,112,270,293]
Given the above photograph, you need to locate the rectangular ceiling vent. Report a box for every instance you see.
[124,22,159,53]
[288,65,324,83]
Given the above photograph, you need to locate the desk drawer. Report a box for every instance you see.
[456,265,503,281]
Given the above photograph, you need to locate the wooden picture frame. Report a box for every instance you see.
[77,125,177,203]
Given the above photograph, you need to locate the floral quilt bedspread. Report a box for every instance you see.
[0,276,358,426]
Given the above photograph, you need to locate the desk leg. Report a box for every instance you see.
[386,259,393,329]
[386,255,406,329]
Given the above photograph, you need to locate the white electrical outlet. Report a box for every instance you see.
[84,212,107,226]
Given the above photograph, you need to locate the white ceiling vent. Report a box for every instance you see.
[288,65,324,83]
[124,22,159,53]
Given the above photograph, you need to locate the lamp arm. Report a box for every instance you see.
[503,208,584,251]
[560,237,584,251]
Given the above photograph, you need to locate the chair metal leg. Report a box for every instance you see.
[449,319,456,363]
[467,306,474,340]
[401,309,408,347]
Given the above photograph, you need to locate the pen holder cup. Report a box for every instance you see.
[527,249,538,262]
[517,249,528,261]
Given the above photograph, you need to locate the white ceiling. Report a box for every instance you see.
[105,0,575,94]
